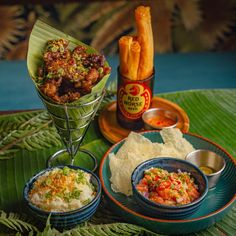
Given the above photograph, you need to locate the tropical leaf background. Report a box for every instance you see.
[0,0,236,59]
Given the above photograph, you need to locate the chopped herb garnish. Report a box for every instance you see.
[45,191,52,199]
[63,167,70,176]
[72,189,82,199]
[46,178,52,185]
[82,199,91,205]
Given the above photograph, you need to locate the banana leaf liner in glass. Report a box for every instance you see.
[27,20,110,149]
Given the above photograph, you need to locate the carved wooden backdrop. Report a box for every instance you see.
[0,0,236,60]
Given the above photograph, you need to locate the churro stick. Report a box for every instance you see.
[135,6,154,80]
[118,36,133,76]
[125,40,141,80]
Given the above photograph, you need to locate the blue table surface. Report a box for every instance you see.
[0,51,235,111]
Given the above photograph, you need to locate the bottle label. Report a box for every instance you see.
[118,82,151,119]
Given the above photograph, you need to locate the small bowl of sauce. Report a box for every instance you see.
[186,149,226,189]
[199,166,215,175]
[142,108,178,130]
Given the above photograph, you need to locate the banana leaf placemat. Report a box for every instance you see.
[0,89,235,235]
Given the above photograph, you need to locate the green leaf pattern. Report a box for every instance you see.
[0,111,61,159]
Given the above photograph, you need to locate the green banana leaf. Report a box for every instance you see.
[0,89,235,235]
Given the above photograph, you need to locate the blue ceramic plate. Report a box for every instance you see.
[99,131,236,235]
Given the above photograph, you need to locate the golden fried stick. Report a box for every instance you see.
[118,36,133,76]
[126,40,141,80]
[135,6,154,80]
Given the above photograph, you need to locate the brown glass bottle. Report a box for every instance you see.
[116,69,155,130]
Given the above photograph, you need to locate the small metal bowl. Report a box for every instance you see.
[142,108,178,130]
[186,149,226,189]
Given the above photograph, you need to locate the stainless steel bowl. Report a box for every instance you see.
[142,108,178,130]
[186,149,226,189]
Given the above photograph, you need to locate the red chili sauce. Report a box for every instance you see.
[146,116,176,128]
[136,167,200,206]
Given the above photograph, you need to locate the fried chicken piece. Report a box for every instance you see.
[86,68,99,83]
[44,39,70,64]
[45,39,69,54]
[40,78,82,103]
[81,80,93,94]
[40,78,62,101]
[38,39,111,103]
[59,92,81,103]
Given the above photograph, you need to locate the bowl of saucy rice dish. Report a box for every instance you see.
[131,158,208,219]
[23,165,101,230]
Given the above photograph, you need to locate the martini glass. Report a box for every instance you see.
[37,89,105,171]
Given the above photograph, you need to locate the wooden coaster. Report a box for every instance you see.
[98,97,190,143]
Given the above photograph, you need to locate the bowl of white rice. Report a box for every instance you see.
[23,165,101,230]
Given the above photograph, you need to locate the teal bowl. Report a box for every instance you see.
[131,158,208,219]
[23,165,101,230]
